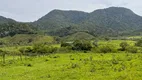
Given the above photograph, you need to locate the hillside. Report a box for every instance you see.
[34,10,88,30]
[0,7,142,38]
[62,32,95,41]
[0,16,37,37]
[34,7,142,37]
[0,34,55,46]
[0,16,16,24]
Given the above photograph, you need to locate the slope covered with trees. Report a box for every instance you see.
[0,16,37,37]
[34,7,142,37]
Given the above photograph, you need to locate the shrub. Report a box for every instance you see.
[32,43,58,55]
[58,47,72,53]
[135,39,142,47]
[32,43,49,55]
[72,40,92,51]
[47,47,58,53]
[120,42,129,51]
[126,46,138,53]
[92,40,98,47]
[61,42,72,47]
[99,45,117,53]
[91,47,100,53]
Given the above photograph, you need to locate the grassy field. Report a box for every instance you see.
[0,52,142,80]
[98,40,135,49]
[0,39,142,80]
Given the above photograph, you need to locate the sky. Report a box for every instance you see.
[0,0,142,22]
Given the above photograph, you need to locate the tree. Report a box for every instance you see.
[135,38,142,47]
[19,47,33,59]
[99,44,117,53]
[93,40,98,47]
[61,42,72,47]
[0,49,9,64]
[72,40,92,51]
[120,42,129,51]
[126,46,138,53]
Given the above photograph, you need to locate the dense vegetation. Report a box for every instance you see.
[34,7,142,37]
[1,7,142,37]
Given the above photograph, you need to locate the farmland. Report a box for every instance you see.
[0,39,142,80]
[1,53,142,80]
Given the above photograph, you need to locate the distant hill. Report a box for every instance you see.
[0,16,37,37]
[0,7,142,38]
[0,34,54,46]
[34,7,142,37]
[62,32,95,41]
[0,16,16,24]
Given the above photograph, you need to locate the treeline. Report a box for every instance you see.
[0,44,57,64]
[1,39,142,64]
[0,22,37,37]
[61,39,142,53]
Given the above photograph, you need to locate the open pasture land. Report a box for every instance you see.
[0,53,142,80]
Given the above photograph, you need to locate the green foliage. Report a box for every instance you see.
[92,40,98,47]
[126,46,138,53]
[63,32,95,41]
[32,43,48,55]
[120,42,129,51]
[61,42,72,47]
[72,40,92,51]
[135,38,142,47]
[58,47,72,53]
[34,7,142,37]
[0,22,36,37]
[98,44,117,53]
[32,43,57,55]
[0,34,55,46]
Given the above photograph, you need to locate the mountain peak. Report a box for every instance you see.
[106,7,134,12]
[92,7,134,14]
[34,7,142,37]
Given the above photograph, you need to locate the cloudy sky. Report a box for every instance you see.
[0,0,142,22]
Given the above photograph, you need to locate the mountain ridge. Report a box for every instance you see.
[33,7,142,37]
[0,7,142,37]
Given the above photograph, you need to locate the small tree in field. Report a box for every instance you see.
[0,49,4,63]
[126,46,138,53]
[19,47,33,59]
[0,49,9,64]
[99,44,117,53]
[135,39,142,47]
[120,42,129,51]
[93,40,98,47]
[72,40,92,51]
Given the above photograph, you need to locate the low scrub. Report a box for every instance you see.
[92,44,117,53]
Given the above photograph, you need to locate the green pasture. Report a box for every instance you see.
[0,53,142,80]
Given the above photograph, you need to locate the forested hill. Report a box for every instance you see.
[0,16,36,37]
[34,7,142,37]
[0,16,16,24]
[0,7,142,37]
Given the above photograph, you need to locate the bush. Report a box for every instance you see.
[98,45,117,53]
[92,40,98,47]
[72,40,92,51]
[135,39,142,47]
[48,47,58,53]
[58,47,72,53]
[61,42,72,47]
[120,42,129,51]
[91,47,100,53]
[32,43,58,55]
[126,46,138,53]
